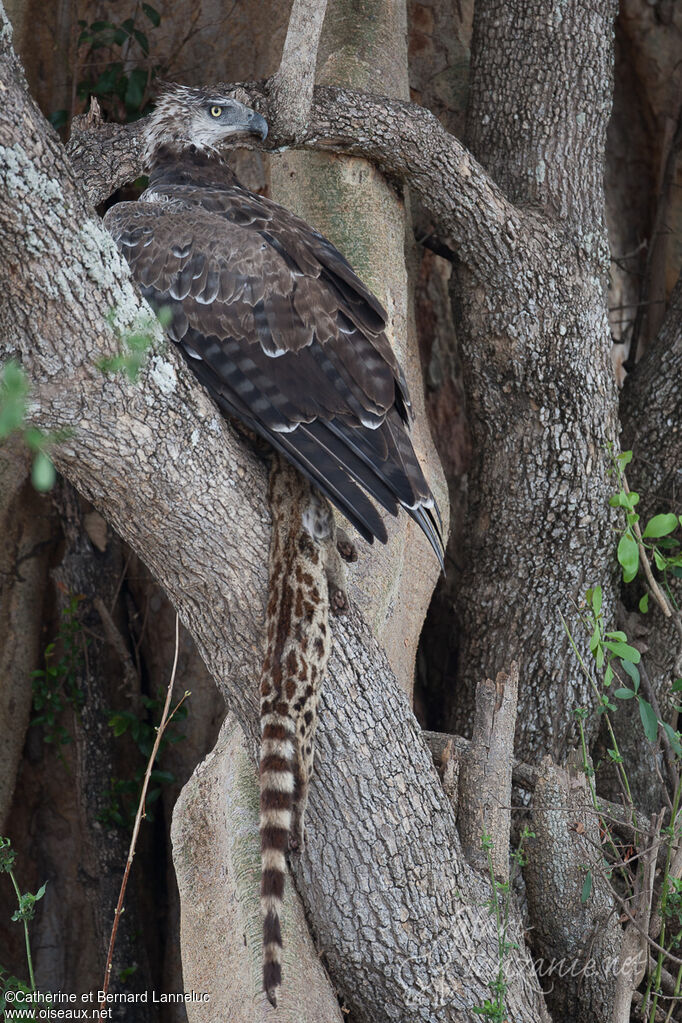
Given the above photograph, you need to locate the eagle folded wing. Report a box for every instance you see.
[104,193,443,562]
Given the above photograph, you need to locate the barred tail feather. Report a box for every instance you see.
[260,715,296,1007]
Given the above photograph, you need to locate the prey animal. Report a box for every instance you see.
[104,83,443,1006]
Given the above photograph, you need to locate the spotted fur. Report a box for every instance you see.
[260,455,345,1007]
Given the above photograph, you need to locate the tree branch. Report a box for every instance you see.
[66,80,562,295]
[457,665,518,879]
[266,0,329,141]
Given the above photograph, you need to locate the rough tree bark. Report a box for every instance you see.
[0,6,549,1021]
[62,2,625,762]
[449,0,621,760]
[3,0,681,1019]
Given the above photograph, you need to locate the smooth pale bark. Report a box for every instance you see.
[171,715,344,1022]
[457,666,517,880]
[0,10,547,1020]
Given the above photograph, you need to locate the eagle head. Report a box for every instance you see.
[143,83,268,164]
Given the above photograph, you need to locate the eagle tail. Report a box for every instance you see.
[259,704,294,1008]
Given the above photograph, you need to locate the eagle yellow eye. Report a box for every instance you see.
[210,105,222,118]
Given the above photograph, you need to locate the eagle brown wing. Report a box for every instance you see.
[104,187,443,562]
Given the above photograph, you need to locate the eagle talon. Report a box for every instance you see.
[289,820,306,853]
[336,529,358,563]
[329,584,349,615]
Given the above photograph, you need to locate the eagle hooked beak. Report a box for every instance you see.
[242,108,268,142]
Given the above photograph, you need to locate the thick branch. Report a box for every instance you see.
[266,0,329,140]
[66,81,561,295]
[66,102,143,208]
[465,0,617,236]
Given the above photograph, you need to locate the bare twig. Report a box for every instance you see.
[612,810,662,1023]
[93,595,140,705]
[99,614,183,1011]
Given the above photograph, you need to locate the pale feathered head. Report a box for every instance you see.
[142,83,268,163]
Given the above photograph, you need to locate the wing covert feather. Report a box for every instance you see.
[104,182,442,564]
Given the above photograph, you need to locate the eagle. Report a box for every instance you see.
[104,84,444,567]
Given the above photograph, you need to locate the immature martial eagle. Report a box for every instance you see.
[104,84,443,565]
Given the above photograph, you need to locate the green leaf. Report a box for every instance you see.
[617,450,633,468]
[621,660,640,687]
[614,687,635,699]
[654,548,666,571]
[142,3,161,26]
[92,64,123,95]
[108,714,129,738]
[639,593,649,613]
[150,769,175,785]
[604,664,614,688]
[125,68,147,111]
[618,533,639,582]
[672,679,682,693]
[605,630,627,641]
[639,698,658,744]
[661,722,682,758]
[610,490,639,510]
[604,641,640,663]
[133,29,150,54]
[0,361,29,438]
[31,451,56,492]
[581,870,592,904]
[591,586,602,615]
[643,514,679,538]
[589,622,600,653]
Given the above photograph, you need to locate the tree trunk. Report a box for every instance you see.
[449,0,621,761]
